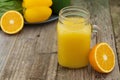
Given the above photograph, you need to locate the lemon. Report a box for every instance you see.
[24,6,52,23]
[23,0,52,8]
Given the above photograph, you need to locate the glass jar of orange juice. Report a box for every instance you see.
[57,6,100,68]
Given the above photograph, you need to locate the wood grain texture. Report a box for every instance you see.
[0,33,18,76]
[110,0,120,68]
[46,54,58,80]
[0,21,58,80]
[0,24,41,80]
[35,21,57,53]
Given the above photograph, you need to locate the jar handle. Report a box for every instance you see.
[92,25,102,43]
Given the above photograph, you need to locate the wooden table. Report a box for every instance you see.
[0,0,120,80]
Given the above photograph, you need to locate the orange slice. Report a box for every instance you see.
[89,43,115,73]
[0,10,24,34]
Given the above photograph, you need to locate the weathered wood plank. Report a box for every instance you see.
[35,21,57,53]
[28,54,51,80]
[0,32,18,76]
[46,54,58,80]
[56,0,120,80]
[0,25,42,80]
[0,20,58,80]
[110,0,120,68]
[0,24,40,80]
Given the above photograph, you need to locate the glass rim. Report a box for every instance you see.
[59,6,90,23]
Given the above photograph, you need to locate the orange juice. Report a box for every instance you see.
[57,17,91,68]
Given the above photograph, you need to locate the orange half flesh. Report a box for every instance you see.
[1,10,24,34]
[89,43,115,73]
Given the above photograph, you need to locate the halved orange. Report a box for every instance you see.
[89,43,115,73]
[0,10,24,34]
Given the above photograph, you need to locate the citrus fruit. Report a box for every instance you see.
[0,10,24,34]
[89,43,115,73]
[23,0,52,8]
[24,6,52,23]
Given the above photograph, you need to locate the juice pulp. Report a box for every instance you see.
[57,17,91,68]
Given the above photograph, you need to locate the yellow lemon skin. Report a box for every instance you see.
[23,0,52,8]
[24,7,52,23]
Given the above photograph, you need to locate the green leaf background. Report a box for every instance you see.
[0,0,23,17]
